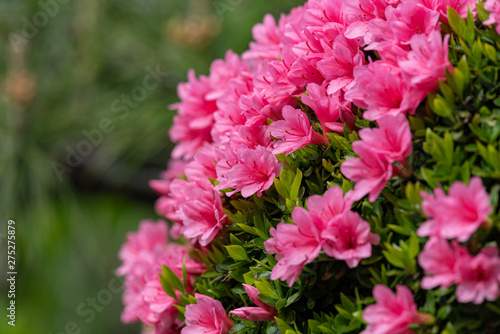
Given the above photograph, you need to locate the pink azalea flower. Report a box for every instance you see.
[170,70,217,160]
[142,279,177,327]
[356,114,412,164]
[417,177,492,241]
[177,181,228,246]
[343,0,395,45]
[322,211,380,268]
[389,3,440,44]
[207,50,249,101]
[184,145,219,186]
[317,35,366,95]
[269,105,329,155]
[243,14,282,62]
[306,185,354,222]
[456,246,500,304]
[362,285,431,334]
[301,83,341,134]
[399,31,452,93]
[344,61,424,121]
[212,76,252,144]
[484,0,500,34]
[418,238,469,290]
[411,0,477,21]
[340,143,395,202]
[117,220,169,277]
[215,146,281,198]
[230,284,278,321]
[117,223,205,333]
[264,207,327,286]
[182,294,234,334]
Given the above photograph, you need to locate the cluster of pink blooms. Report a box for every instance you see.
[417,177,497,304]
[116,1,500,334]
[362,285,432,334]
[484,0,500,34]
[152,0,464,248]
[117,220,206,334]
[341,114,413,202]
[264,186,380,286]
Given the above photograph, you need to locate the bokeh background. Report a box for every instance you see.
[0,0,303,333]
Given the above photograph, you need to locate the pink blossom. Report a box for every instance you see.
[317,35,366,95]
[182,294,234,334]
[302,0,345,27]
[389,3,440,44]
[343,0,392,43]
[212,76,252,144]
[344,61,424,120]
[399,31,452,93]
[322,211,380,268]
[306,185,354,221]
[362,285,431,334]
[301,83,341,134]
[207,50,249,101]
[243,14,282,62]
[418,238,469,290]
[142,279,177,327]
[227,122,273,151]
[264,207,327,286]
[259,55,300,108]
[417,177,492,241]
[410,0,477,21]
[340,143,395,202]
[215,146,281,198]
[184,145,219,186]
[456,246,500,304]
[117,222,205,333]
[356,114,412,164]
[170,70,217,160]
[117,220,168,277]
[269,105,329,155]
[484,0,500,34]
[230,284,278,321]
[177,182,228,246]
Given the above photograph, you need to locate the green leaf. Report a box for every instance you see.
[447,6,473,44]
[255,278,279,300]
[327,133,352,151]
[230,234,243,246]
[159,273,177,300]
[280,161,295,186]
[243,271,256,285]
[274,178,290,199]
[290,169,303,201]
[275,317,294,334]
[182,256,188,292]
[225,245,251,262]
[340,293,356,313]
[408,233,420,259]
[162,265,184,292]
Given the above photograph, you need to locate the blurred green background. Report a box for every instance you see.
[0,0,303,333]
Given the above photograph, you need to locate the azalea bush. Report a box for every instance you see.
[116,0,500,333]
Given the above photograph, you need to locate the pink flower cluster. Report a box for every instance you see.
[416,177,497,304]
[182,294,234,334]
[484,0,500,34]
[230,284,278,321]
[362,285,431,334]
[419,238,500,304]
[157,0,459,246]
[417,177,492,241]
[117,220,205,334]
[264,186,380,286]
[341,114,413,202]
